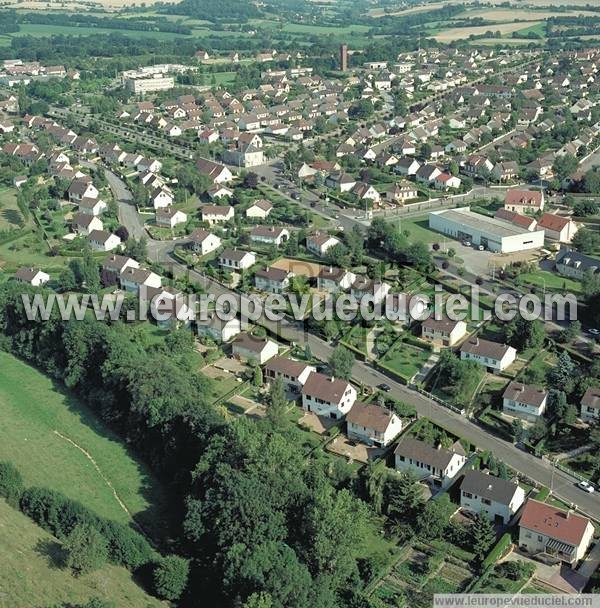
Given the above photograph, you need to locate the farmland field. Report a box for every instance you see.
[12,22,191,39]
[0,499,163,608]
[0,352,170,537]
[434,21,543,42]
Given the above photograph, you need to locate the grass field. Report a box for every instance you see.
[392,215,450,245]
[434,21,542,42]
[0,232,67,273]
[0,352,170,537]
[0,188,25,231]
[0,499,163,608]
[12,23,191,39]
[515,270,582,293]
[381,341,431,381]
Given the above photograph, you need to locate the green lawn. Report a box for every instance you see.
[0,187,25,231]
[0,232,69,273]
[282,22,370,35]
[0,499,163,608]
[381,341,431,381]
[0,352,170,538]
[515,270,582,294]
[207,373,244,404]
[391,215,450,245]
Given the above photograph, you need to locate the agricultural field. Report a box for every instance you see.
[433,21,543,42]
[0,352,170,538]
[0,499,164,608]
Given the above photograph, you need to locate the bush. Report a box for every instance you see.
[153,555,190,601]
[0,461,24,507]
[65,523,109,576]
[98,520,155,569]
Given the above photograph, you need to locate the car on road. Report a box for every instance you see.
[377,383,391,392]
[310,201,316,207]
[588,329,600,336]
[578,480,595,493]
[462,240,471,247]
[478,245,485,251]
[291,193,300,200]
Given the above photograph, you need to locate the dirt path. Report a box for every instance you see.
[52,430,134,521]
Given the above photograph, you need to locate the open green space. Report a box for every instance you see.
[0,187,26,231]
[381,341,431,381]
[0,232,69,273]
[0,499,163,608]
[391,215,450,245]
[12,23,192,40]
[515,270,582,294]
[0,351,169,536]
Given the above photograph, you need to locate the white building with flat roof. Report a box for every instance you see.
[429,207,545,253]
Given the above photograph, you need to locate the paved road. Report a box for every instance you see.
[171,264,600,521]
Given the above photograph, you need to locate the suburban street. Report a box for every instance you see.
[104,168,600,521]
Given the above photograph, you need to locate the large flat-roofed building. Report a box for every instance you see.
[429,207,545,253]
[123,70,175,94]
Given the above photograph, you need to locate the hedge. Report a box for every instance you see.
[482,532,512,570]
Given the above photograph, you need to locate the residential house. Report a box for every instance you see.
[254,267,292,293]
[196,158,233,184]
[149,187,174,210]
[555,248,600,280]
[580,387,600,424]
[246,199,273,219]
[351,277,391,304]
[421,317,467,347]
[416,164,442,185]
[301,372,357,419]
[207,184,234,200]
[78,197,107,217]
[156,208,187,229]
[219,248,256,271]
[460,337,517,372]
[88,230,121,252]
[197,314,241,343]
[13,266,50,287]
[460,469,526,524]
[434,173,461,190]
[492,161,519,182]
[73,212,103,235]
[346,401,403,447]
[101,255,139,287]
[504,189,544,213]
[351,182,381,204]
[394,437,467,490]
[317,266,356,292]
[537,213,578,243]
[201,205,234,224]
[306,232,341,257]
[249,226,289,247]
[518,500,594,566]
[232,333,278,364]
[188,229,221,256]
[68,179,99,203]
[386,180,419,203]
[265,356,316,392]
[394,157,421,177]
[502,382,548,421]
[120,267,162,294]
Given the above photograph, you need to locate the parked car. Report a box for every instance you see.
[578,480,594,493]
[377,383,391,392]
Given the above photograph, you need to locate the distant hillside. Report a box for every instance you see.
[167,0,261,21]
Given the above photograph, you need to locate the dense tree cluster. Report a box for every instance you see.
[0,282,375,606]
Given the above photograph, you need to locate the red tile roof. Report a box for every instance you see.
[520,500,591,546]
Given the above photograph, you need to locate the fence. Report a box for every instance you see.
[414,386,465,416]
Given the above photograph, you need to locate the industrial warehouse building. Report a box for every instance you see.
[428,207,545,253]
